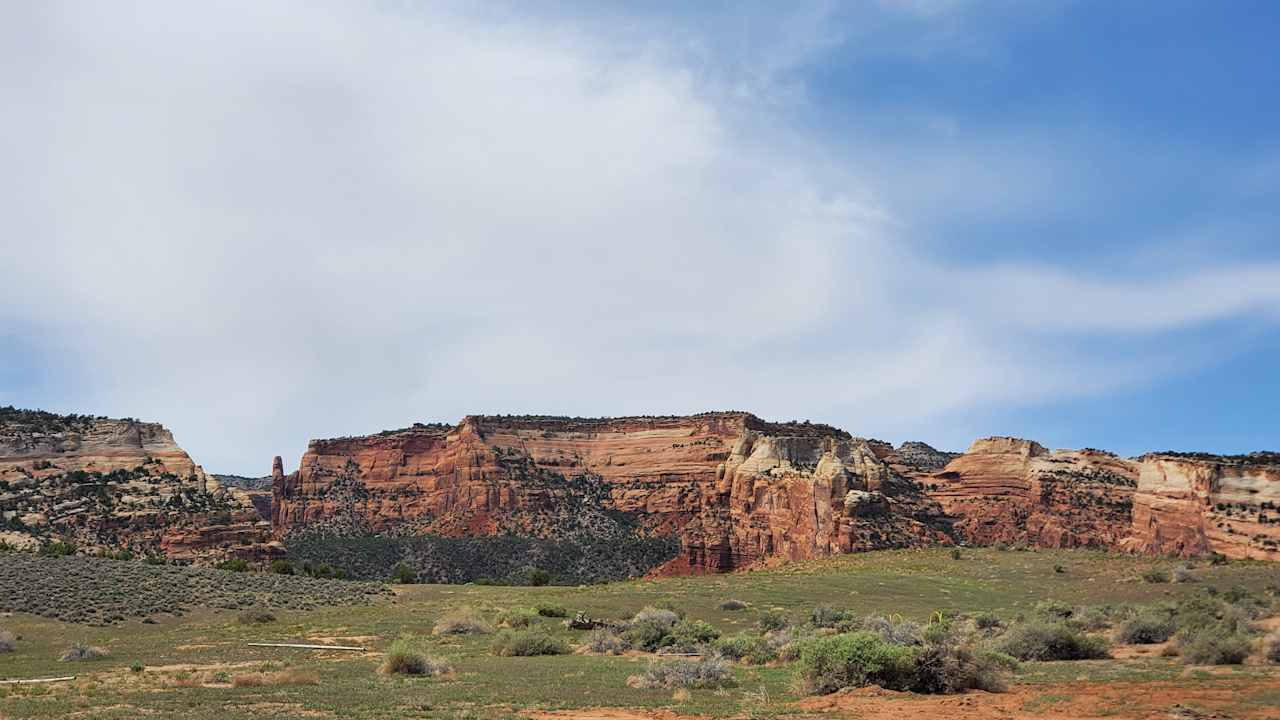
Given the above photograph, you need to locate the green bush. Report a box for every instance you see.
[719,599,748,611]
[217,559,249,573]
[534,602,567,618]
[391,563,417,584]
[810,605,857,630]
[527,568,551,586]
[270,560,294,575]
[1142,568,1171,584]
[1115,612,1175,644]
[667,619,720,649]
[491,630,569,657]
[432,608,491,636]
[995,621,1109,661]
[757,608,789,632]
[1033,599,1075,619]
[496,608,538,628]
[799,632,919,694]
[381,637,452,676]
[624,619,673,652]
[1178,629,1252,665]
[714,633,776,664]
[587,628,627,655]
[130,661,144,673]
[237,608,277,625]
[629,656,736,689]
[973,612,1002,630]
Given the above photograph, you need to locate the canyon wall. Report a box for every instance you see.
[0,408,278,563]
[1126,452,1280,561]
[272,413,954,573]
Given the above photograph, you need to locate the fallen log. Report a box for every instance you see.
[0,676,77,685]
[246,642,366,651]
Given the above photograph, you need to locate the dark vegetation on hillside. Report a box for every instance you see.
[0,406,110,434]
[0,553,390,625]
[285,532,680,585]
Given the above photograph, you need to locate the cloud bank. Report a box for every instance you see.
[2,2,1277,472]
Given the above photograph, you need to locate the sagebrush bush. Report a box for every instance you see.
[972,612,1002,630]
[381,637,452,676]
[667,619,720,650]
[535,602,567,618]
[433,608,492,636]
[237,608,276,625]
[995,621,1109,661]
[910,639,1014,694]
[60,642,109,661]
[0,630,15,653]
[719,599,748,611]
[633,607,680,626]
[496,608,538,628]
[1116,612,1175,644]
[491,629,570,657]
[799,632,919,694]
[810,605,857,630]
[629,655,736,690]
[1173,565,1196,583]
[861,616,922,646]
[757,608,789,632]
[1177,629,1252,665]
[587,628,627,655]
[1033,599,1075,619]
[714,633,774,664]
[1263,631,1280,664]
[1142,568,1171,584]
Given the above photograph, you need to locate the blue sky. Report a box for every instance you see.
[1,1,1277,473]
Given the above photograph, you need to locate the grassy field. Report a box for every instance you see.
[2,547,1278,719]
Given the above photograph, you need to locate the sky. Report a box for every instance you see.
[2,1,1278,474]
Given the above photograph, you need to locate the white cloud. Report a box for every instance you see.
[2,1,1277,472]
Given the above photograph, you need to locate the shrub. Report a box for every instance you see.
[1054,564,1066,574]
[491,629,569,657]
[1077,604,1133,631]
[972,612,1002,630]
[949,547,964,560]
[714,633,775,665]
[237,608,276,625]
[910,639,1013,694]
[391,563,417,584]
[130,661,144,673]
[861,616,922,646]
[719,599,748,611]
[381,637,452,676]
[810,606,856,630]
[1116,612,1175,644]
[60,643,109,662]
[587,628,627,655]
[995,621,1109,661]
[799,632,919,694]
[1263,631,1280,664]
[625,619,674,652]
[1033,599,1075,620]
[433,608,492,636]
[1178,629,1252,665]
[1142,568,1171,584]
[1173,565,1196,583]
[629,655,736,690]
[496,607,538,628]
[634,606,680,626]
[217,559,249,573]
[0,630,15,653]
[527,568,551,586]
[757,609,789,632]
[667,619,720,650]
[270,559,295,575]
[534,602,567,618]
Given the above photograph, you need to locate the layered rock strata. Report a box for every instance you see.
[0,407,278,563]
[272,413,954,573]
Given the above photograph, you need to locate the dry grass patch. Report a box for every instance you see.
[231,669,321,687]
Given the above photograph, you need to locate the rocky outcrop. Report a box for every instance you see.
[920,437,1140,548]
[273,413,954,574]
[0,407,279,563]
[1126,452,1280,560]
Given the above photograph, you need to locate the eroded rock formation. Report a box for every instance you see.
[921,437,1140,549]
[0,407,279,563]
[1126,452,1280,560]
[273,413,954,573]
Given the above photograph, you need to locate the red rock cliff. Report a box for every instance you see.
[273,413,953,573]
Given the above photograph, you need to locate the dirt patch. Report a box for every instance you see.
[794,677,1280,720]
[531,711,704,720]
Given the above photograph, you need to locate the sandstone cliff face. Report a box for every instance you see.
[0,408,277,562]
[922,437,1140,548]
[273,413,954,573]
[1127,453,1280,560]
